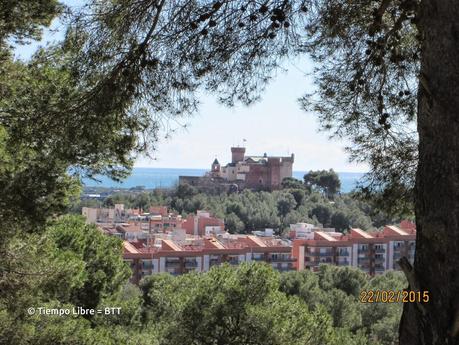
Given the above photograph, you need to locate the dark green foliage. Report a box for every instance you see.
[317,265,368,298]
[361,271,406,345]
[93,283,143,327]
[0,216,143,345]
[281,177,304,189]
[140,263,370,345]
[103,196,115,207]
[0,126,82,230]
[276,192,297,218]
[0,50,136,228]
[224,212,245,233]
[131,193,151,210]
[310,204,333,227]
[279,265,407,345]
[279,269,323,308]
[304,169,342,199]
[175,183,198,199]
[289,188,306,208]
[0,0,61,45]
[331,211,351,231]
[322,288,363,330]
[46,216,131,311]
[0,52,136,178]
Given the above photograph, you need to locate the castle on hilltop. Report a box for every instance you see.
[179,146,294,192]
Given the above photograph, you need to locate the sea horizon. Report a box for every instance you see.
[82,167,366,193]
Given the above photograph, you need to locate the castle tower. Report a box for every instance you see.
[231,147,245,163]
[211,158,220,173]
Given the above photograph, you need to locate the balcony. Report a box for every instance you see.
[184,260,198,268]
[374,257,386,264]
[358,258,370,265]
[209,258,220,266]
[271,256,297,262]
[393,252,402,260]
[166,260,181,268]
[358,248,369,254]
[337,251,349,256]
[228,259,239,265]
[374,248,386,253]
[375,265,386,271]
[276,266,294,272]
[141,263,154,270]
[337,260,350,266]
[307,251,333,257]
[305,261,319,267]
[252,256,265,261]
[319,258,333,264]
[166,258,180,263]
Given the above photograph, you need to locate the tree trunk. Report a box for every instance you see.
[399,1,459,344]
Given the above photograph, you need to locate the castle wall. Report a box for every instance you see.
[279,161,293,185]
[267,157,281,188]
[244,165,270,190]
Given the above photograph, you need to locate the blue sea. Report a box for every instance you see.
[82,168,365,193]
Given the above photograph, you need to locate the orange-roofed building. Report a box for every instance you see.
[148,210,182,233]
[122,220,416,283]
[149,206,168,216]
[123,232,294,284]
[292,221,416,276]
[182,210,225,236]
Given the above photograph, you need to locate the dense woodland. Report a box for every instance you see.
[74,172,410,234]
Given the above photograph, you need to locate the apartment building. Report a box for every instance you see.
[85,204,184,238]
[149,214,183,232]
[288,222,336,239]
[97,223,149,240]
[182,210,225,236]
[82,203,129,223]
[292,221,416,275]
[123,232,296,283]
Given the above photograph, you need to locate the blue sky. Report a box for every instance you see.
[14,1,367,172]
